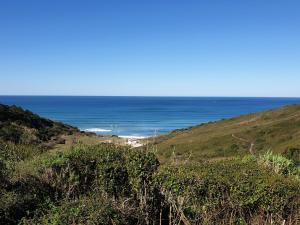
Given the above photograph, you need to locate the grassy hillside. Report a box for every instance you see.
[0,103,299,224]
[0,104,78,145]
[150,104,300,163]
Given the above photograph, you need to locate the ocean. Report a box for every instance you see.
[1,96,300,138]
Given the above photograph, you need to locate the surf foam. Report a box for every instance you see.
[119,135,147,139]
[84,128,112,132]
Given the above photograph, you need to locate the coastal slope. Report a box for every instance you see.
[0,103,78,145]
[0,103,299,224]
[151,104,300,162]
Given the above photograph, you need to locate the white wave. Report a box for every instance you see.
[84,128,112,132]
[119,135,147,139]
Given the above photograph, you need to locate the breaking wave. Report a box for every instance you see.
[84,128,112,132]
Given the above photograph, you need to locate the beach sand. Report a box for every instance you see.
[55,132,146,150]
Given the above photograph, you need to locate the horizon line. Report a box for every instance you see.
[1,95,300,98]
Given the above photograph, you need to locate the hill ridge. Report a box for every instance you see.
[151,104,300,162]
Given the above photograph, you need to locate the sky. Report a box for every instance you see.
[0,0,299,97]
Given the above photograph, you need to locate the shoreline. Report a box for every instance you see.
[120,136,145,148]
[98,135,148,148]
[75,131,150,148]
[81,128,152,148]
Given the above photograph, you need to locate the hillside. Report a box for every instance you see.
[0,104,299,225]
[150,104,300,163]
[0,103,78,145]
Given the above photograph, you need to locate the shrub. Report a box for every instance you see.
[18,145,163,225]
[0,123,23,144]
[40,144,161,199]
[258,151,295,176]
[126,150,159,193]
[2,141,299,225]
[283,148,300,165]
[155,159,300,225]
[125,150,161,223]
[41,145,98,197]
[0,141,44,163]
[96,144,130,197]
[20,194,140,225]
[0,175,54,225]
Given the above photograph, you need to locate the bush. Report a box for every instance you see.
[2,141,299,225]
[41,144,99,197]
[20,194,140,225]
[126,150,159,193]
[0,158,8,186]
[0,123,23,144]
[155,159,300,225]
[283,148,300,165]
[126,150,161,224]
[0,141,43,162]
[258,151,296,176]
[40,144,161,199]
[96,145,130,197]
[0,175,54,225]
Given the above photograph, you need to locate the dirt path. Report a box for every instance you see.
[231,134,255,154]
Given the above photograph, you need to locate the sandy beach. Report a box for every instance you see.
[59,132,146,149]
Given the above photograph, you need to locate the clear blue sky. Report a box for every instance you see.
[0,0,299,97]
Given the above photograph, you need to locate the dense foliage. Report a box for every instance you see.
[1,103,300,224]
[0,142,299,225]
[0,104,78,144]
[156,159,299,225]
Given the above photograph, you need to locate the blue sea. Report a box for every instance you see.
[1,96,300,138]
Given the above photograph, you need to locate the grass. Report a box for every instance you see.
[149,104,300,163]
[1,103,300,224]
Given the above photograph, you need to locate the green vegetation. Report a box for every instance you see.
[0,104,78,145]
[0,103,300,224]
[1,143,299,225]
[258,151,298,177]
[150,104,300,163]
